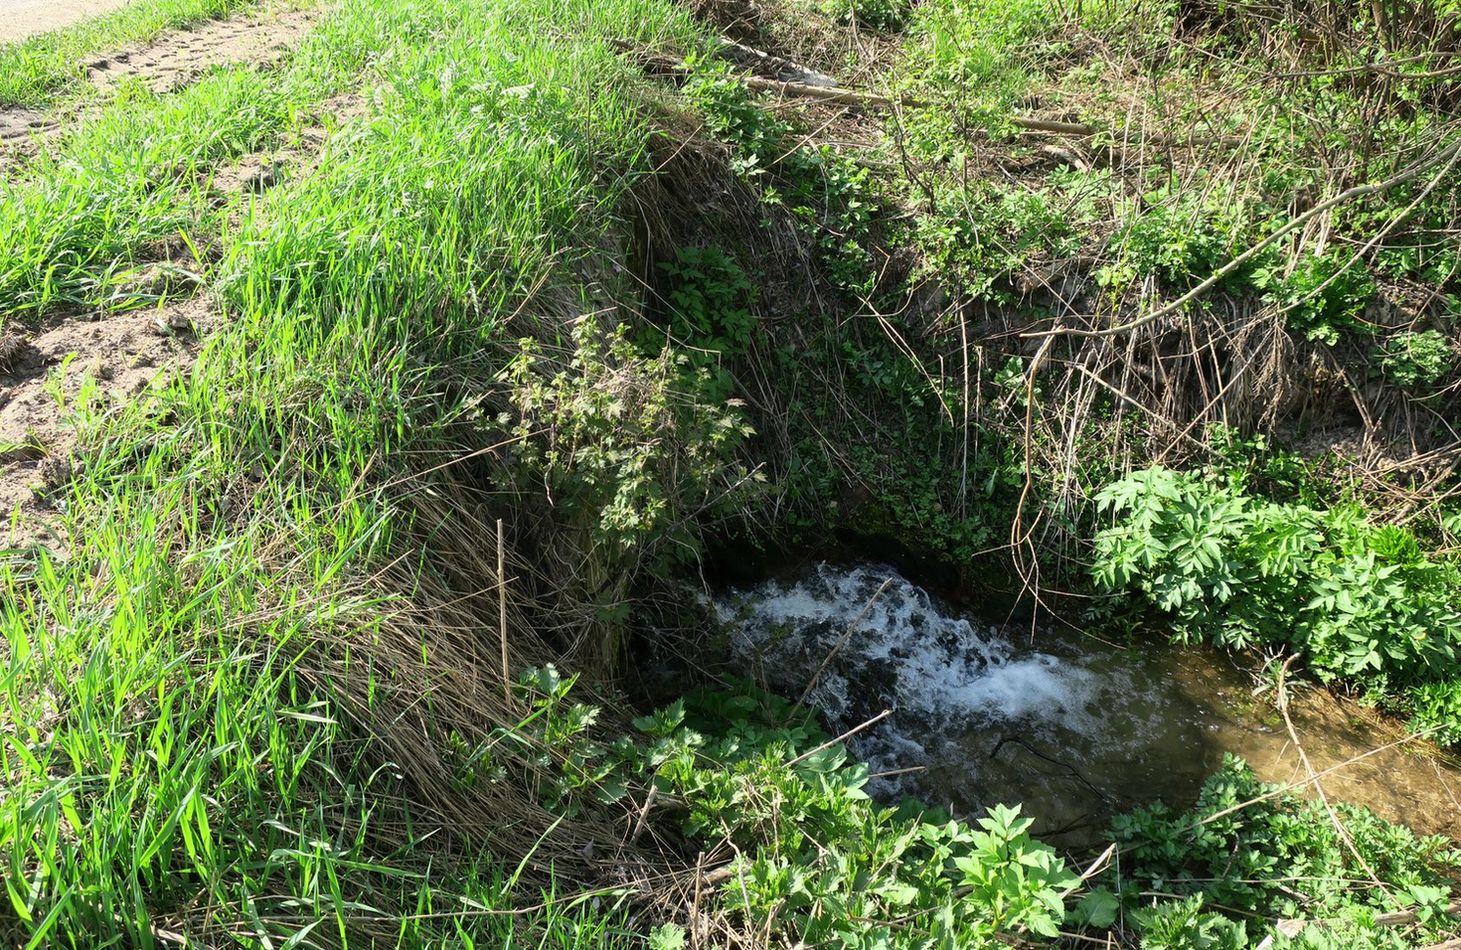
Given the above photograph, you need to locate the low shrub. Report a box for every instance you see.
[1092,466,1461,689]
[1376,329,1454,388]
[1108,756,1459,929]
[1270,249,1378,345]
[822,0,911,31]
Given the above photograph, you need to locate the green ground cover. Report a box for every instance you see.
[1,0,1459,946]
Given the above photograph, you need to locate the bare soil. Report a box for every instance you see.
[2,7,321,163]
[0,299,216,551]
[0,12,354,551]
[0,0,137,44]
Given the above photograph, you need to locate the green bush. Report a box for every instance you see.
[683,62,881,296]
[1092,466,1461,687]
[634,686,1080,946]
[822,0,911,31]
[916,178,1085,301]
[654,246,756,357]
[1105,190,1254,290]
[1270,249,1378,345]
[1132,895,1247,950]
[1408,679,1461,746]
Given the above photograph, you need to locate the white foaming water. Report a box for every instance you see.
[715,563,1139,802]
[712,562,1461,844]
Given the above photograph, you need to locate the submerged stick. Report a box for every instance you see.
[787,708,894,767]
[1275,656,1386,891]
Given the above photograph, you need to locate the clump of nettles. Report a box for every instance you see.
[1375,329,1454,388]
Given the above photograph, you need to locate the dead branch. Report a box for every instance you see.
[717,37,839,87]
[740,75,1240,146]
[743,74,894,107]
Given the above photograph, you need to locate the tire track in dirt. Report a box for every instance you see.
[1,8,322,163]
[0,88,363,551]
[0,0,138,44]
[0,298,217,551]
[86,7,321,94]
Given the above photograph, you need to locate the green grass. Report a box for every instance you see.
[0,0,288,107]
[0,0,398,320]
[1,0,703,943]
[0,67,313,318]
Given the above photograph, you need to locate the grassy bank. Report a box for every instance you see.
[1,0,1460,946]
[3,0,711,941]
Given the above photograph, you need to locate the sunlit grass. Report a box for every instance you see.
[0,0,301,107]
[0,0,700,944]
[0,0,390,321]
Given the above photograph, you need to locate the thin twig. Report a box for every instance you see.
[786,709,893,767]
[797,576,893,706]
[1276,657,1384,890]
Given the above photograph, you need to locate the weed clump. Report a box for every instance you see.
[1104,755,1459,944]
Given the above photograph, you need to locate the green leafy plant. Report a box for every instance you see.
[1092,466,1461,687]
[1132,895,1247,950]
[632,685,1081,947]
[822,0,911,31]
[916,179,1083,302]
[1375,329,1453,387]
[506,318,756,559]
[654,246,756,357]
[1408,679,1461,747]
[1270,250,1378,345]
[683,61,882,296]
[644,245,757,399]
[1108,756,1459,937]
[1107,189,1255,290]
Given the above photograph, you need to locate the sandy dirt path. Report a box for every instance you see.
[1,0,137,44]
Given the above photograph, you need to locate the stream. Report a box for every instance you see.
[715,562,1461,847]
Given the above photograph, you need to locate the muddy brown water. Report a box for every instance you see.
[716,563,1461,849]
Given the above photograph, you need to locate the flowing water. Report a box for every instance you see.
[715,562,1461,848]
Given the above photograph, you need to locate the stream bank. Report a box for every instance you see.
[714,562,1461,849]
